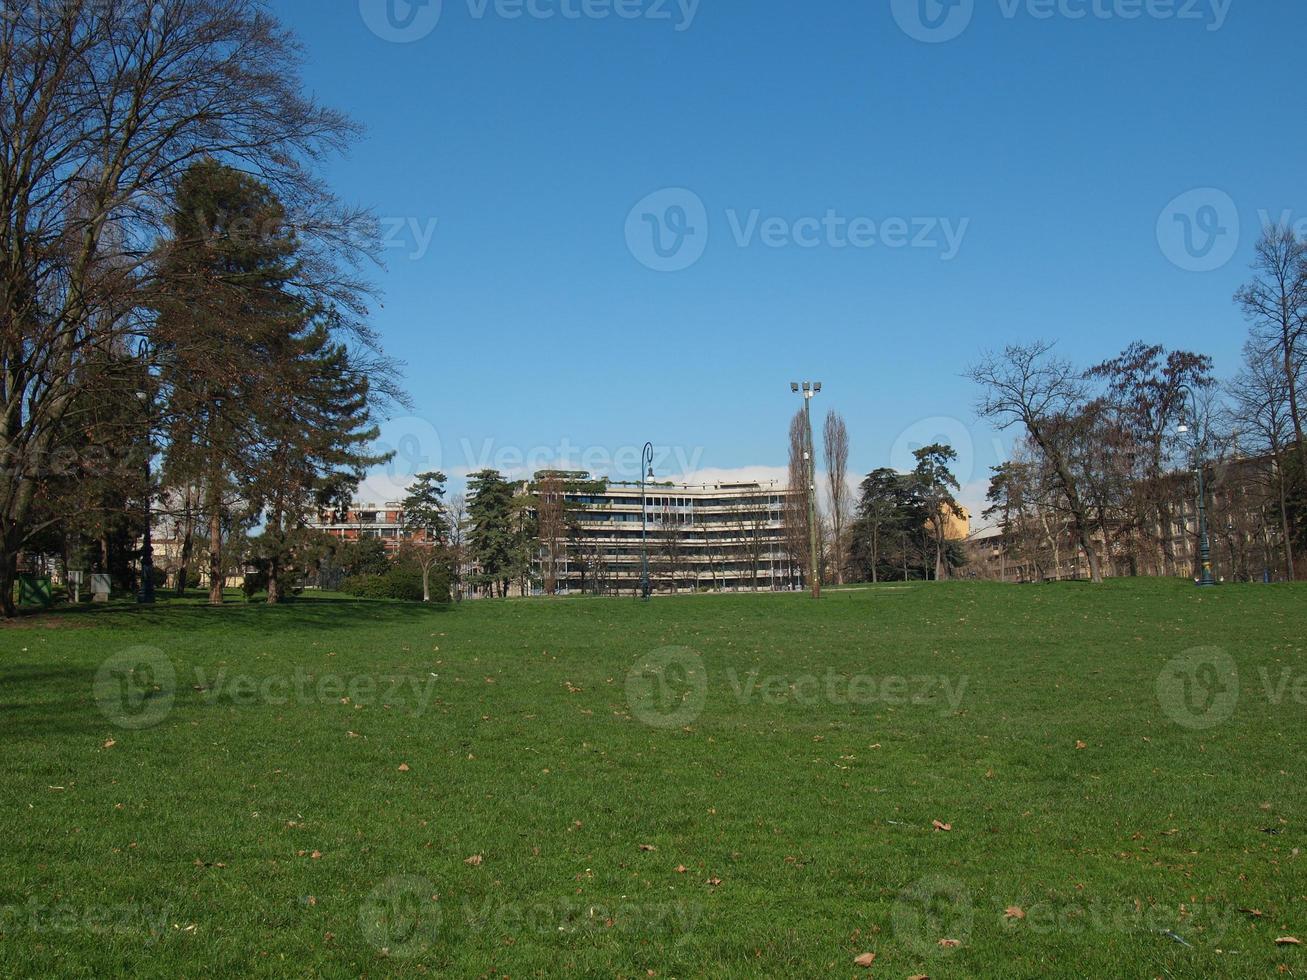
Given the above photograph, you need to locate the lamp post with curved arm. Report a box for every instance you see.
[1176,384,1216,588]
[640,442,654,600]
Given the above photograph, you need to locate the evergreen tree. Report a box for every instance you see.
[402,472,451,602]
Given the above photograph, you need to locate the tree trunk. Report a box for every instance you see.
[0,539,17,618]
[1278,467,1295,581]
[1282,327,1307,491]
[175,490,194,595]
[266,557,280,605]
[207,506,223,606]
[422,564,431,602]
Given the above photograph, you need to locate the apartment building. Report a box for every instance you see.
[308,501,412,553]
[533,473,802,595]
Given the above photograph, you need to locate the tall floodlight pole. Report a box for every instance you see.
[136,338,155,604]
[1176,384,1216,587]
[640,442,654,600]
[790,382,822,599]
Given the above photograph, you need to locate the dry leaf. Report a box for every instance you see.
[853,951,876,967]
[397,763,410,772]
[638,844,657,852]
[1004,906,1025,920]
[932,820,953,832]
[1275,936,1302,946]
[908,975,930,980]
[707,876,722,887]
[464,854,483,866]
[102,739,116,749]
[310,850,322,860]
[1075,740,1088,750]
[675,865,688,874]
[938,938,962,949]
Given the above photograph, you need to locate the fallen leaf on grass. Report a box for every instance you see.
[908,975,930,980]
[675,865,688,874]
[1075,741,1088,750]
[102,739,116,749]
[938,938,962,949]
[638,844,657,852]
[706,876,722,887]
[464,854,483,866]
[1275,937,1302,946]
[397,763,410,772]
[310,850,322,860]
[1004,906,1025,920]
[853,951,875,967]
[932,820,952,832]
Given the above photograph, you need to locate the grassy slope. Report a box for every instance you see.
[1,580,1304,978]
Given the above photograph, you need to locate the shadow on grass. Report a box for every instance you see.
[0,661,107,738]
[5,593,453,632]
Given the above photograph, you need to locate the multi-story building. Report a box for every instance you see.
[532,473,802,595]
[308,501,412,553]
[963,450,1303,583]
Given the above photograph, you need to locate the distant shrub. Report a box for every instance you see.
[423,565,452,604]
[341,567,423,602]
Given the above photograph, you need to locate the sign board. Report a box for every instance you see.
[18,575,53,608]
[91,573,112,602]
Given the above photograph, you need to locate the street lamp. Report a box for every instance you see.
[1176,384,1216,587]
[789,381,822,599]
[136,338,155,604]
[640,442,654,601]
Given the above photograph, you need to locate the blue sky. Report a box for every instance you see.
[271,0,1306,519]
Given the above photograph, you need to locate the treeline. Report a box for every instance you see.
[969,226,1305,583]
[784,407,969,586]
[2,1,402,615]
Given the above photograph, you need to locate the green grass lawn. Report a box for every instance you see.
[2,580,1305,978]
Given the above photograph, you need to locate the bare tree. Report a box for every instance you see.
[969,343,1105,583]
[0,1,377,615]
[657,504,687,594]
[1236,226,1307,491]
[823,410,850,584]
[446,493,469,601]
[1090,343,1214,576]
[1229,342,1297,579]
[535,472,566,595]
[784,410,813,589]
